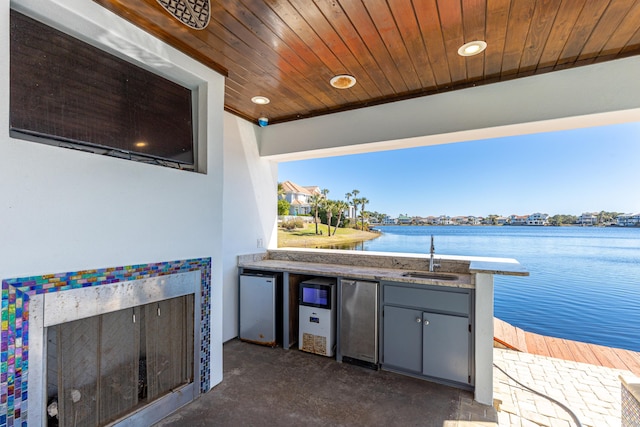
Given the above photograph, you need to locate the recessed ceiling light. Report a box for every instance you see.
[134,141,148,148]
[458,41,487,57]
[251,96,270,105]
[330,74,356,89]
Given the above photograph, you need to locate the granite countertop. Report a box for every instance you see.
[238,248,528,289]
[238,258,474,289]
[469,260,529,276]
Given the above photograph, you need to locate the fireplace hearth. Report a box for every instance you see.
[1,258,211,426]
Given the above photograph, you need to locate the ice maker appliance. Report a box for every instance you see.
[298,277,336,357]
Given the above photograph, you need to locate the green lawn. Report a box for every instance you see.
[278,222,379,248]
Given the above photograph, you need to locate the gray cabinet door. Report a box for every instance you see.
[422,312,469,384]
[383,306,422,373]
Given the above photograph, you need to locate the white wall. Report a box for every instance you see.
[474,273,494,406]
[222,113,279,341]
[259,56,640,161]
[1,0,231,389]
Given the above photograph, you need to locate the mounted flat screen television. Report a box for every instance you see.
[9,10,196,170]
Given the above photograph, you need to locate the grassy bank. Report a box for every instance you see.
[278,223,380,248]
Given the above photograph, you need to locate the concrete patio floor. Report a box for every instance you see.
[154,339,630,426]
[153,339,496,427]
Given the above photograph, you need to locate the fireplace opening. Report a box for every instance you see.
[46,294,195,426]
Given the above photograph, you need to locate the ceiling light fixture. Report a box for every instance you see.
[134,141,148,148]
[330,74,356,89]
[458,40,487,57]
[251,96,270,105]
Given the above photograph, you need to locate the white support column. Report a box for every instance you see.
[474,273,494,405]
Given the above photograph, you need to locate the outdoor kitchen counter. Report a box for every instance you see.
[238,258,474,288]
[237,248,528,407]
[238,247,528,289]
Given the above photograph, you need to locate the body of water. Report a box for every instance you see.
[343,225,640,352]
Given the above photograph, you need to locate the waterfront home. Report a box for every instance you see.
[2,1,639,425]
[508,215,528,226]
[281,180,321,216]
[617,213,640,227]
[425,216,439,225]
[525,213,550,226]
[382,216,396,225]
[578,212,599,226]
[437,215,453,225]
[483,216,508,225]
[397,214,413,224]
[467,216,482,225]
[451,215,467,225]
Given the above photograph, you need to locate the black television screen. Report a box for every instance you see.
[9,10,195,169]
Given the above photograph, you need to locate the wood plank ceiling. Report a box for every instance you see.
[93,0,640,125]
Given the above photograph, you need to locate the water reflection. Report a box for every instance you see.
[315,241,366,251]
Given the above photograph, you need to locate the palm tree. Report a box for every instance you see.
[324,199,336,236]
[350,189,359,228]
[362,210,371,229]
[277,182,286,200]
[332,200,348,236]
[351,197,361,230]
[309,194,322,235]
[360,197,369,230]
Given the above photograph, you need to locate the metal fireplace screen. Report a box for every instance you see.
[46,295,194,426]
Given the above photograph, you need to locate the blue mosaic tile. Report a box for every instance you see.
[1,258,211,424]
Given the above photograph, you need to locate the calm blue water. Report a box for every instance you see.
[350,226,640,352]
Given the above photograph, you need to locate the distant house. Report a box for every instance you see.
[467,216,481,225]
[526,213,549,226]
[382,216,396,225]
[436,215,452,225]
[413,216,428,225]
[451,216,466,225]
[482,216,506,225]
[578,212,598,226]
[617,213,640,227]
[304,185,321,196]
[397,214,412,224]
[425,216,438,224]
[281,180,322,216]
[507,215,528,226]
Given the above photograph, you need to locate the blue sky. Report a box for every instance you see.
[278,121,640,218]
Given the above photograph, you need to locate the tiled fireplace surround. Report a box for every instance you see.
[1,258,212,426]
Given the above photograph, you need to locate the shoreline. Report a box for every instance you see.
[277,223,380,248]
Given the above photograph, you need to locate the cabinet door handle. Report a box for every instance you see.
[423,320,430,326]
[416,317,422,323]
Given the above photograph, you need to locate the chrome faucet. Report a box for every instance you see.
[429,235,441,272]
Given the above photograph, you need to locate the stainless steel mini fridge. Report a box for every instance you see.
[340,279,379,369]
[239,272,281,347]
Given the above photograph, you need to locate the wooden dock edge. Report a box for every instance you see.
[493,317,640,377]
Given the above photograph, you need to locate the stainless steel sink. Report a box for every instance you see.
[401,272,459,281]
